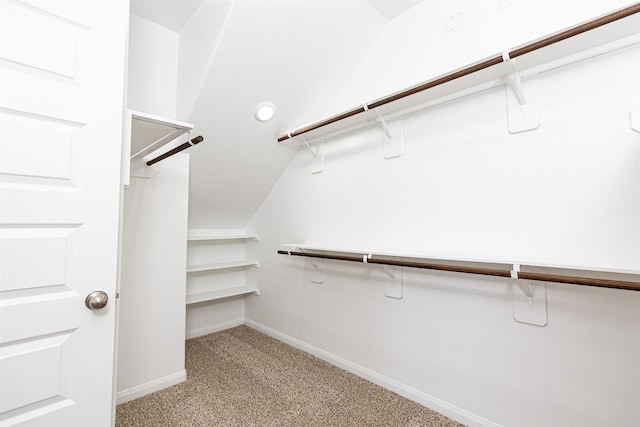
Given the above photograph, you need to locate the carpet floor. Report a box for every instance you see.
[115,325,463,426]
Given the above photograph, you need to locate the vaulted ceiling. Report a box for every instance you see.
[130,0,422,229]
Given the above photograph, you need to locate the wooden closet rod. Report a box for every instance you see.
[277,2,640,143]
[146,135,204,166]
[277,250,640,292]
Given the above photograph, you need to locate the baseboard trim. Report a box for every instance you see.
[186,318,244,339]
[116,370,187,405]
[244,319,500,427]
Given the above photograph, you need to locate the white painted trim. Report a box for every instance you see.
[116,370,187,405]
[185,318,244,339]
[244,319,501,427]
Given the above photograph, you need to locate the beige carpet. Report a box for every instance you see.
[116,325,463,426]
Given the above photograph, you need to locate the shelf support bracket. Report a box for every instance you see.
[383,264,403,299]
[299,135,317,158]
[304,258,324,284]
[503,51,541,134]
[297,135,323,174]
[365,105,403,159]
[373,107,393,140]
[507,60,527,106]
[511,264,547,326]
[382,119,403,159]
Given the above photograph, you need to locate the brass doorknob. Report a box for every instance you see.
[85,291,109,310]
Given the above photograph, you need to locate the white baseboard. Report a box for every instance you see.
[186,318,244,339]
[116,370,187,405]
[244,319,500,427]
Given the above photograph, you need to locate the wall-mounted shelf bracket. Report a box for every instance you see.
[368,106,393,139]
[308,138,324,174]
[631,109,640,133]
[503,52,541,134]
[512,264,547,326]
[304,258,324,284]
[296,135,324,174]
[381,262,403,299]
[505,54,527,105]
[367,106,403,159]
[364,253,403,298]
[299,135,317,158]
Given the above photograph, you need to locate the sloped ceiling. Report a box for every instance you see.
[132,0,422,229]
[183,0,391,229]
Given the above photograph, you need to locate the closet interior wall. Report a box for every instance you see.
[246,2,640,426]
[116,14,188,404]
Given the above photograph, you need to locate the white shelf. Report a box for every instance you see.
[187,260,259,273]
[283,244,640,277]
[186,229,261,305]
[186,286,259,304]
[129,110,193,159]
[187,234,259,242]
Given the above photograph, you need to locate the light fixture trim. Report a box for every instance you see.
[254,102,275,122]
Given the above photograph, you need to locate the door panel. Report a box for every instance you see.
[1,331,75,413]
[0,0,127,425]
[1,227,76,291]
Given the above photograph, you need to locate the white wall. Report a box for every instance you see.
[246,1,640,426]
[186,297,245,338]
[116,13,189,402]
[127,14,178,118]
[116,155,189,403]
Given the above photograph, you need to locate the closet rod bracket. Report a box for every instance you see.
[383,265,403,299]
[363,105,403,159]
[366,105,393,139]
[295,135,324,174]
[503,51,541,134]
[305,258,324,284]
[513,280,547,327]
[511,264,533,297]
[503,52,527,105]
[512,263,547,326]
[299,135,317,158]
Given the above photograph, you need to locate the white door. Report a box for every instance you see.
[0,0,128,425]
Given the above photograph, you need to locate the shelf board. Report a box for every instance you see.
[187,260,259,273]
[186,286,259,304]
[283,244,640,277]
[187,234,259,242]
[129,110,193,159]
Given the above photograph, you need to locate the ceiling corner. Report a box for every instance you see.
[366,0,422,21]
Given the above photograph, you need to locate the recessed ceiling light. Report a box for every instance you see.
[254,102,275,122]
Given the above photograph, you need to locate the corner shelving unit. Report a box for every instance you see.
[185,231,260,304]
